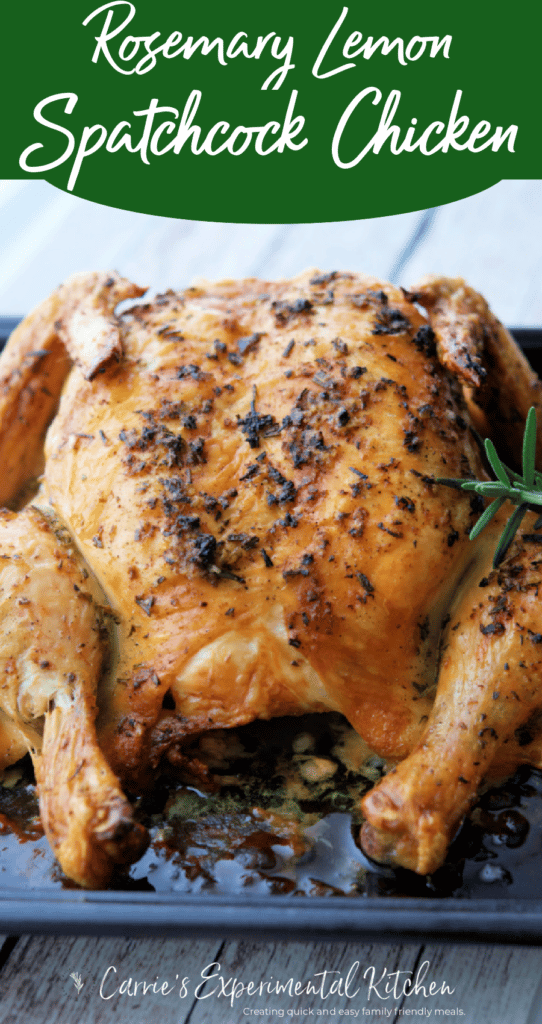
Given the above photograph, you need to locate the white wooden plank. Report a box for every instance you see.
[122,218,284,288]
[1,181,540,326]
[0,182,422,314]
[0,188,74,306]
[401,179,542,326]
[248,212,423,283]
[0,182,30,210]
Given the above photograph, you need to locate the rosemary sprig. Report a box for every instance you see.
[437,406,542,568]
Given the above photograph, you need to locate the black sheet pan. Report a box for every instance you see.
[1,318,542,943]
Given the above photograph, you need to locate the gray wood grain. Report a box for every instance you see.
[0,935,420,1024]
[392,943,542,1024]
[187,938,420,1024]
[0,934,221,1024]
[0,935,539,1024]
[401,179,542,325]
[526,969,542,1024]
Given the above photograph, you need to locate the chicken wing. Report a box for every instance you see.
[411,275,542,470]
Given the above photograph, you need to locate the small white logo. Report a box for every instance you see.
[70,972,84,994]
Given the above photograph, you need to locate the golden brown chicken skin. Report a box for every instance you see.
[1,267,541,886]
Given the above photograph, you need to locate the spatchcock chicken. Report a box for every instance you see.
[1,268,542,888]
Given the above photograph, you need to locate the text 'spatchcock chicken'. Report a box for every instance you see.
[1,268,542,888]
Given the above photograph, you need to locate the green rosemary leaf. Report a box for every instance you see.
[437,407,541,566]
[493,502,529,568]
[484,438,511,486]
[513,488,542,506]
[469,497,506,541]
[471,482,509,498]
[507,467,531,486]
[523,406,537,487]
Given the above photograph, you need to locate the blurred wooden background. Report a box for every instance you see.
[1,179,541,327]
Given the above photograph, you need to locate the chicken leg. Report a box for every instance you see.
[361,510,542,874]
[0,505,147,887]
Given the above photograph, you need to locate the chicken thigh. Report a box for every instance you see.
[0,267,541,886]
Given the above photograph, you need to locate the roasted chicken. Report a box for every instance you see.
[1,268,542,886]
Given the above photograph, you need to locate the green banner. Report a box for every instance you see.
[3,0,540,221]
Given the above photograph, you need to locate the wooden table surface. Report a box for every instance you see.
[0,178,541,1024]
